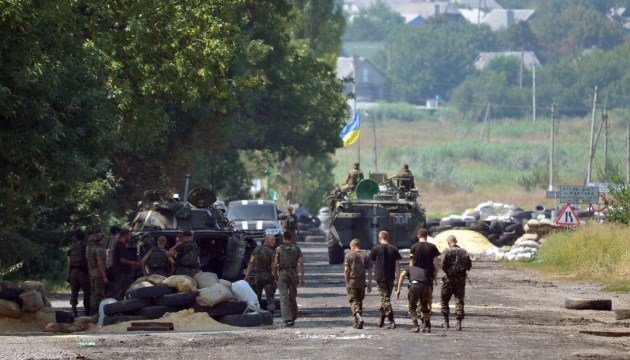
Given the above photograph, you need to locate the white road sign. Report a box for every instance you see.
[555,203,580,226]
[559,186,599,204]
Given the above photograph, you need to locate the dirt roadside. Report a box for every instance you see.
[1,242,629,360]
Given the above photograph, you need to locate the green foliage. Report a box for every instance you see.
[517,163,550,191]
[343,0,405,41]
[367,102,435,122]
[605,177,630,225]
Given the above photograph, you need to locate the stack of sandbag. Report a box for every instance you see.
[523,218,559,237]
[505,233,542,261]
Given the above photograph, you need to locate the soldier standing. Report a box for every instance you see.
[283,207,298,243]
[86,231,108,316]
[272,231,305,327]
[244,234,277,313]
[396,266,433,333]
[344,239,372,329]
[112,229,140,300]
[141,236,174,276]
[66,230,90,317]
[440,235,472,331]
[370,230,401,329]
[168,230,200,277]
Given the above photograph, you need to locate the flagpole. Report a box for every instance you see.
[352,56,360,164]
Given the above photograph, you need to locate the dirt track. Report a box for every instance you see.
[1,242,629,360]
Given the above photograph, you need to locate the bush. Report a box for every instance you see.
[605,177,630,225]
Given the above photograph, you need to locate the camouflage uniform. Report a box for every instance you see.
[67,241,91,315]
[440,245,472,321]
[86,240,107,315]
[395,169,415,190]
[275,243,303,322]
[250,245,276,311]
[283,213,298,242]
[146,248,171,277]
[403,267,432,324]
[174,241,200,277]
[344,250,371,316]
[346,168,364,189]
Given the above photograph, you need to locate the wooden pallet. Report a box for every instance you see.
[127,322,174,331]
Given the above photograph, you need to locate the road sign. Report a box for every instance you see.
[559,186,599,204]
[585,182,609,194]
[555,203,580,226]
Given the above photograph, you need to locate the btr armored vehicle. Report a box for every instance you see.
[327,173,426,264]
[129,177,246,281]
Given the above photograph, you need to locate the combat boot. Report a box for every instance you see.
[355,312,364,329]
[442,313,450,329]
[422,320,431,334]
[378,313,386,328]
[72,305,78,318]
[387,312,396,329]
[411,321,420,333]
[455,319,462,331]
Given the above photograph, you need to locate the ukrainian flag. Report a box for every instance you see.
[339,111,361,147]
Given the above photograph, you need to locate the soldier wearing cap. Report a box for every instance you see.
[272,231,305,327]
[168,230,200,277]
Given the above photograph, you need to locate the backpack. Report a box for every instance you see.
[278,244,299,270]
[178,242,199,267]
[447,248,472,276]
[147,248,169,272]
[69,242,88,269]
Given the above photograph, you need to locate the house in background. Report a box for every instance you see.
[337,56,391,102]
[474,51,540,71]
[390,1,462,22]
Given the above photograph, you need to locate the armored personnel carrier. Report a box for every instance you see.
[327,173,426,264]
[129,176,246,281]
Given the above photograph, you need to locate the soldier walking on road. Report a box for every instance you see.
[86,231,108,316]
[370,230,401,329]
[344,239,372,329]
[273,231,305,327]
[245,234,277,313]
[67,230,91,317]
[440,235,472,331]
[396,266,433,333]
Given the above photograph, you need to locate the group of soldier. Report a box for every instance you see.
[66,227,201,317]
[344,229,472,333]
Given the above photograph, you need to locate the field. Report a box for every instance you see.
[332,112,629,218]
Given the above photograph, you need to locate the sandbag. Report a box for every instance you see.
[196,283,236,307]
[231,280,260,310]
[194,272,219,289]
[34,307,56,328]
[125,281,153,299]
[1,280,17,290]
[218,279,232,290]
[0,299,22,319]
[162,275,197,293]
[146,274,167,285]
[132,276,148,285]
[20,281,51,307]
[19,290,45,313]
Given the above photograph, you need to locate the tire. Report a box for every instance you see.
[155,291,199,307]
[433,225,453,233]
[191,301,248,317]
[0,288,23,302]
[138,305,186,319]
[259,310,273,325]
[487,233,500,246]
[305,235,326,243]
[127,285,176,300]
[218,313,263,327]
[505,223,524,237]
[55,310,75,324]
[328,243,344,265]
[499,231,517,246]
[469,221,490,233]
[489,221,502,235]
[103,315,148,326]
[425,220,440,230]
[260,298,281,311]
[103,298,153,316]
[564,298,612,311]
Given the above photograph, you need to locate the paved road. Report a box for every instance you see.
[2,242,629,360]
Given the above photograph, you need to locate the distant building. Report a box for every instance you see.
[389,1,462,22]
[337,56,391,102]
[474,51,540,71]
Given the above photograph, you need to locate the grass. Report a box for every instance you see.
[333,113,628,218]
[526,223,630,292]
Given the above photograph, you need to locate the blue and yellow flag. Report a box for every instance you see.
[339,111,361,146]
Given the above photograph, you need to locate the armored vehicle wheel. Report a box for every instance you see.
[328,243,344,265]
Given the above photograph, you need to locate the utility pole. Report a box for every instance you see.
[368,111,378,172]
[480,102,491,142]
[549,103,557,191]
[603,106,608,179]
[352,55,360,164]
[532,65,536,123]
[586,86,598,184]
[519,52,523,89]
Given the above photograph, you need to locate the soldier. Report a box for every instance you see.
[370,230,401,329]
[272,231,305,327]
[283,207,298,243]
[344,239,372,329]
[86,230,109,316]
[244,234,277,313]
[409,229,440,285]
[344,162,364,190]
[66,230,90,317]
[140,236,174,276]
[440,235,472,331]
[394,164,415,191]
[396,266,433,333]
[168,230,200,277]
[112,228,140,300]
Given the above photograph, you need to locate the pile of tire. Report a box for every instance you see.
[100,284,273,327]
[425,216,528,248]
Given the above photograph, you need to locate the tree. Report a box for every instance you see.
[497,21,538,54]
[604,177,630,225]
[343,0,404,41]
